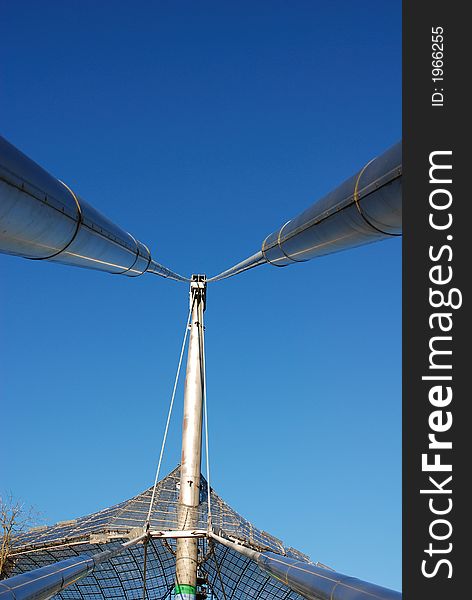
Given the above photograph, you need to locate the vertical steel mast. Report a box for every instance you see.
[175,275,207,599]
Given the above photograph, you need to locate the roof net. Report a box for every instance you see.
[7,467,312,599]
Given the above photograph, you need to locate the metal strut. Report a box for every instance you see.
[175,275,207,600]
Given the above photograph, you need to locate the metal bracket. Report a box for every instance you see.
[190,274,207,311]
[89,527,146,545]
[149,529,207,539]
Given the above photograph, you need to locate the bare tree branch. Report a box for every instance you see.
[0,493,40,579]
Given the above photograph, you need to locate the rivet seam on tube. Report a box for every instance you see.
[28,180,83,261]
[277,220,308,263]
[354,159,401,237]
[261,233,285,268]
[118,232,141,275]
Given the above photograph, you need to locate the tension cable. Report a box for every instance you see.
[145,300,194,527]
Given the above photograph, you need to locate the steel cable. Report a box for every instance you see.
[145,300,195,527]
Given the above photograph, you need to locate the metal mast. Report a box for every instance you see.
[175,274,207,600]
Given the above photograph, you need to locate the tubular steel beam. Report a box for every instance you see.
[175,275,207,600]
[0,135,188,281]
[208,142,402,282]
[210,532,401,600]
[0,533,147,600]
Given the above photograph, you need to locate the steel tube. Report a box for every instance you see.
[0,135,188,281]
[257,552,401,600]
[209,142,401,282]
[207,251,265,283]
[0,556,94,600]
[175,276,206,600]
[0,533,147,600]
[210,532,401,600]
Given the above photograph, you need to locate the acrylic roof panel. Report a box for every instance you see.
[9,467,312,600]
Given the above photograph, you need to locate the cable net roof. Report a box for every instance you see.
[8,467,312,599]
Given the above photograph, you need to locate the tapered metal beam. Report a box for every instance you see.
[175,275,206,600]
[0,533,147,600]
[210,532,401,600]
[208,142,401,282]
[0,135,188,281]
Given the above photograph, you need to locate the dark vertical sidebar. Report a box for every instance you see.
[403,3,467,599]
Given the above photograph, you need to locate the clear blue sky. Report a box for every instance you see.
[1,0,401,591]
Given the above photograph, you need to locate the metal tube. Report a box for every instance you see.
[210,532,401,600]
[175,275,206,600]
[208,142,401,282]
[206,251,266,283]
[0,533,147,600]
[0,556,94,600]
[0,135,188,282]
[257,552,401,600]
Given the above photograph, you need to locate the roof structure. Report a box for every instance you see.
[8,467,312,600]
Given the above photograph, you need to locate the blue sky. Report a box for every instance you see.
[1,0,401,590]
